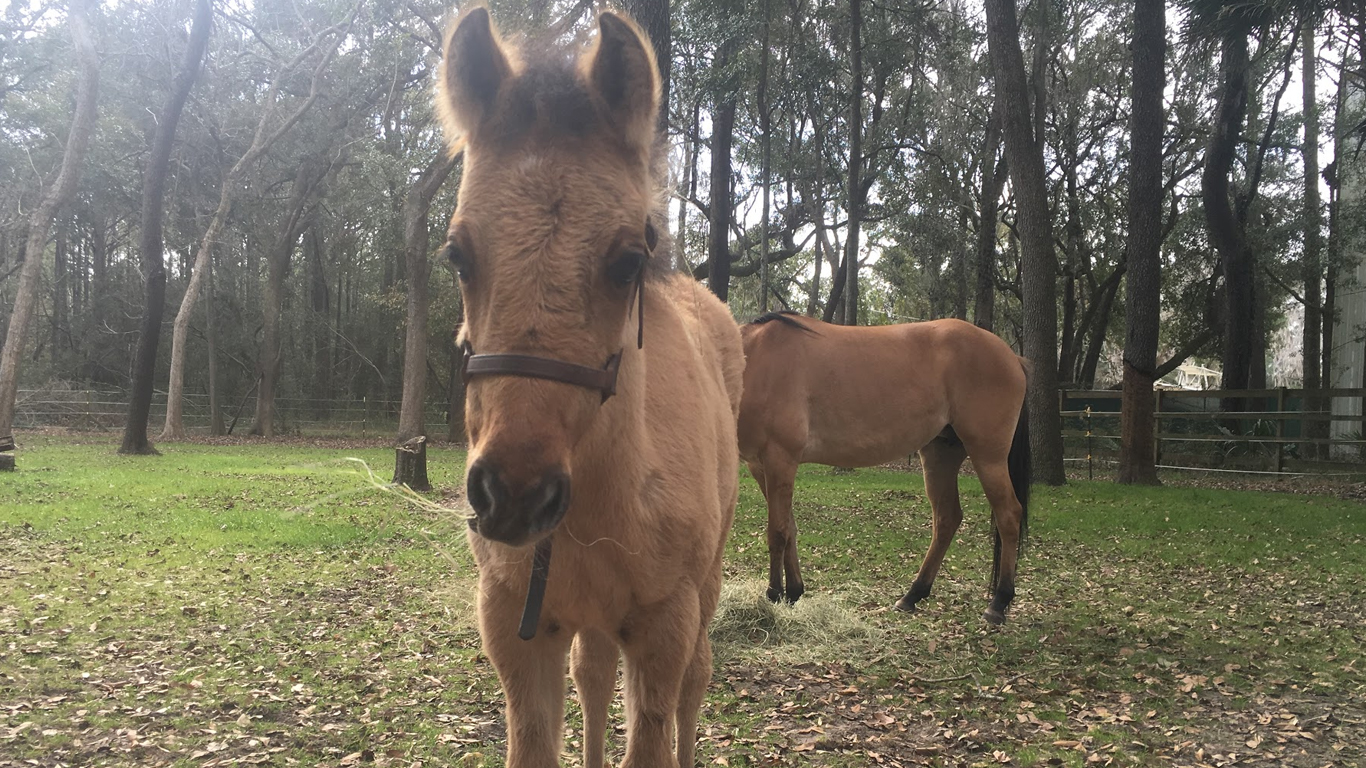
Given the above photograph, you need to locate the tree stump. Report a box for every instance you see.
[393,436,431,491]
[0,435,14,471]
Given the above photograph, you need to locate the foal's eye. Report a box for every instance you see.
[607,251,646,286]
[443,242,472,282]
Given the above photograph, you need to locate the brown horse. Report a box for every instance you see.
[737,313,1031,625]
[437,9,743,768]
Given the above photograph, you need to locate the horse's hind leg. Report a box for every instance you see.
[572,628,619,768]
[751,457,803,603]
[895,436,967,613]
[976,459,1023,625]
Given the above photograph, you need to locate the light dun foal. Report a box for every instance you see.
[436,8,743,768]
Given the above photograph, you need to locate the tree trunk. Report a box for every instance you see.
[252,155,332,437]
[309,228,332,419]
[447,335,466,442]
[1114,7,1169,478]
[677,100,699,271]
[707,38,738,301]
[52,221,67,369]
[974,116,1006,331]
[1117,0,1164,485]
[823,252,848,324]
[1078,269,1122,389]
[1250,268,1267,390]
[623,0,669,136]
[758,0,772,312]
[844,0,863,326]
[160,18,347,440]
[1323,68,1345,396]
[396,152,460,443]
[955,208,970,321]
[161,184,231,440]
[205,249,224,435]
[0,0,100,441]
[1202,28,1254,396]
[984,0,1066,484]
[807,213,824,317]
[392,436,432,491]
[121,0,212,455]
[1301,21,1324,455]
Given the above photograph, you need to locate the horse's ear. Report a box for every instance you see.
[437,7,513,148]
[584,12,660,149]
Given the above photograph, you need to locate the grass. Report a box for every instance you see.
[1,434,1363,767]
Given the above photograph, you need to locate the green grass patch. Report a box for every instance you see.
[2,436,1363,767]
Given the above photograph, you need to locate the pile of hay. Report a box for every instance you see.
[708,578,882,663]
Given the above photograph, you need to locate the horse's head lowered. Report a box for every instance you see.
[438,7,660,548]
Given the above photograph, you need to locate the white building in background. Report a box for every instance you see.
[1329,80,1365,459]
[1171,363,1221,391]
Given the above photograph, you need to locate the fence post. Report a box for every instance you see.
[1275,387,1286,474]
[1154,389,1164,467]
[1085,405,1093,481]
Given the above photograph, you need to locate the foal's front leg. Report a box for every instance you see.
[620,588,703,768]
[572,628,619,768]
[478,579,573,768]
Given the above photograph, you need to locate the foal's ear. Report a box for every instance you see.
[437,7,514,148]
[584,12,660,150]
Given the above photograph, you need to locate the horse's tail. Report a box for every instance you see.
[1009,404,1031,549]
[992,402,1032,590]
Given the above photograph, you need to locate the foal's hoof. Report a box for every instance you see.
[893,597,918,613]
[766,587,784,604]
[982,607,1007,625]
[785,584,804,605]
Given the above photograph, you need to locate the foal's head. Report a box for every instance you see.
[437,8,661,547]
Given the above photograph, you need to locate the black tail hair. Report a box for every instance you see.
[991,405,1032,590]
[748,311,819,334]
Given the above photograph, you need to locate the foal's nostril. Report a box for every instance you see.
[532,472,571,525]
[466,461,502,517]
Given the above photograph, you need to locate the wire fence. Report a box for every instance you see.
[11,386,455,439]
[13,385,1366,478]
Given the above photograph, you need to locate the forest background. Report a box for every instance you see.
[0,0,1363,480]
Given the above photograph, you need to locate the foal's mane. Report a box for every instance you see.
[748,311,820,335]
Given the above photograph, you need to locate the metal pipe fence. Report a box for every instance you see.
[1061,388,1366,476]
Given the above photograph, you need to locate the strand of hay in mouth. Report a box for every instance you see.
[709,578,883,664]
[344,457,480,629]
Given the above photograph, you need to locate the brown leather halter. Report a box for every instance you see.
[458,258,648,641]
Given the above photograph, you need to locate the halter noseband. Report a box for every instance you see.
[458,259,647,642]
[460,346,623,403]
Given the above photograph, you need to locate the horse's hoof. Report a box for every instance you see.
[893,597,917,613]
[766,587,784,603]
[982,607,1006,625]
[785,585,804,604]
